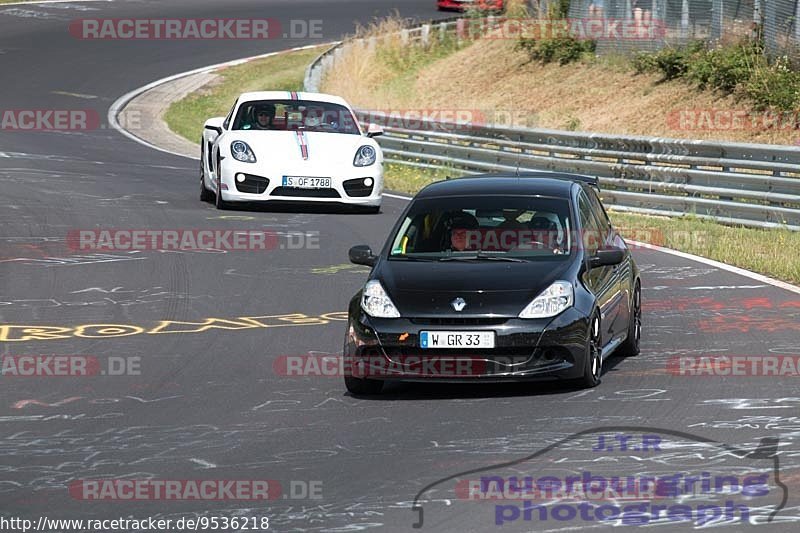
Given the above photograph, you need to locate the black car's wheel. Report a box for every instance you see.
[618,281,641,357]
[344,375,383,395]
[578,313,602,388]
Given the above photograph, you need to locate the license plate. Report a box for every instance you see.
[420,331,495,349]
[282,176,331,189]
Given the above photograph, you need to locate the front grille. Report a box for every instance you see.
[409,317,507,326]
[234,174,269,194]
[270,187,341,198]
[343,178,374,197]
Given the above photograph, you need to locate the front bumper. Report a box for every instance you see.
[344,307,589,382]
[217,161,383,206]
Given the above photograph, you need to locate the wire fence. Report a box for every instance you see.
[550,0,799,56]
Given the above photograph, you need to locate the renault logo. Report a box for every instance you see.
[451,297,467,312]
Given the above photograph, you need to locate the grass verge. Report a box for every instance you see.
[164,46,323,144]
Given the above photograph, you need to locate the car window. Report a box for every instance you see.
[231,100,360,134]
[222,99,236,130]
[586,186,612,230]
[578,192,604,256]
[389,196,573,260]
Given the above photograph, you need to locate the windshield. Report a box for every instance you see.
[389,195,573,261]
[232,99,361,134]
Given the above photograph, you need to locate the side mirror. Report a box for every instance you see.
[590,248,625,268]
[349,245,378,267]
[366,124,384,138]
[204,116,225,134]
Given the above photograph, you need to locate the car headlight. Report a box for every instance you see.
[354,145,377,167]
[231,141,256,163]
[519,281,573,319]
[361,280,400,318]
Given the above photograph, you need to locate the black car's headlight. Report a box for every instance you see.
[353,145,377,167]
[231,140,256,163]
[519,281,573,319]
[361,280,400,318]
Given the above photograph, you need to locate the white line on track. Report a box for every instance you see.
[108,50,800,297]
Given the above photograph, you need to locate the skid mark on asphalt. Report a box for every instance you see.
[0,8,60,18]
[0,252,145,267]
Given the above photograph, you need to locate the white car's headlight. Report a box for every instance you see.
[231,140,256,163]
[519,281,573,319]
[361,280,400,318]
[354,145,377,167]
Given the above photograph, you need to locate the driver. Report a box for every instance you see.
[253,103,276,129]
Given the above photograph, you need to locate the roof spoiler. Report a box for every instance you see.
[516,171,599,189]
[470,171,600,189]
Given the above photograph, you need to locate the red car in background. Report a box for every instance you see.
[437,0,504,11]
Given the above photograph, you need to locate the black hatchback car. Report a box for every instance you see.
[344,172,641,394]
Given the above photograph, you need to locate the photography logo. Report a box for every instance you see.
[410,426,786,528]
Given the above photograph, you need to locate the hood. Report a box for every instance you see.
[374,259,575,317]
[224,130,378,171]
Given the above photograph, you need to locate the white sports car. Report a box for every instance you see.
[200,91,384,212]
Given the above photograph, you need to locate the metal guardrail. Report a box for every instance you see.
[304,18,800,231]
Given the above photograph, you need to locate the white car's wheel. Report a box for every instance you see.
[200,142,214,203]
[215,166,229,210]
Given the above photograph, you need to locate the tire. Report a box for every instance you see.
[215,174,229,210]
[618,281,641,357]
[344,375,383,395]
[577,313,602,389]
[200,156,214,203]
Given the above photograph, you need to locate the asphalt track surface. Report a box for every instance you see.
[1,1,800,531]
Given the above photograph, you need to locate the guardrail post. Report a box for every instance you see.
[439,21,447,41]
[421,24,431,46]
[400,29,410,45]
[456,18,466,43]
[333,47,344,67]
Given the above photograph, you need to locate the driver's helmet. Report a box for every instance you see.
[253,103,275,127]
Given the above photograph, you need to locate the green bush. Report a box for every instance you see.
[687,39,761,93]
[632,41,704,80]
[741,57,800,110]
[517,35,596,65]
[632,38,800,112]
